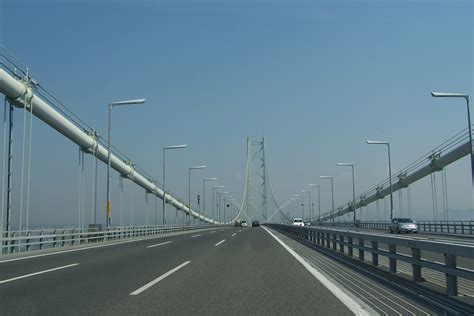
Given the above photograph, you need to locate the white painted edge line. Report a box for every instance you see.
[231,233,236,237]
[0,263,80,284]
[147,241,173,248]
[215,239,226,246]
[130,261,191,296]
[262,226,370,316]
[191,234,201,238]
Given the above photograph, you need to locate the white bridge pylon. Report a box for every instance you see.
[238,137,289,224]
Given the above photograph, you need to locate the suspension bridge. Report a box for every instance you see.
[0,48,473,315]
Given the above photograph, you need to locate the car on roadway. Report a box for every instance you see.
[303,220,311,226]
[389,218,418,234]
[241,220,248,227]
[252,220,260,227]
[292,218,304,226]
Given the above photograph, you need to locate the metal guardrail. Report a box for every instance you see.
[0,224,214,255]
[315,220,474,235]
[266,224,474,296]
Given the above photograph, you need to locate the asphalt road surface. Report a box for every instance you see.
[0,227,354,315]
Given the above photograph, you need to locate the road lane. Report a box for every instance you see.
[0,226,355,315]
[111,227,354,315]
[0,227,234,315]
[0,227,223,280]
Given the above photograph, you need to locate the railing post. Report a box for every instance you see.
[71,229,75,246]
[358,239,364,261]
[80,229,84,244]
[371,241,378,266]
[348,236,353,257]
[53,229,58,247]
[445,254,458,296]
[388,244,397,273]
[9,232,15,254]
[325,233,330,248]
[61,230,66,247]
[339,235,344,253]
[26,232,31,252]
[39,231,44,250]
[332,234,337,250]
[411,248,424,282]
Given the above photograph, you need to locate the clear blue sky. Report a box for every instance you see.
[0,0,472,227]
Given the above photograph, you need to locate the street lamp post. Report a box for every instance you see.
[163,145,187,225]
[295,194,303,218]
[212,185,224,223]
[106,98,145,228]
[366,140,393,220]
[301,190,310,221]
[431,92,473,188]
[188,165,206,225]
[224,195,232,223]
[337,163,357,225]
[217,191,229,223]
[288,199,293,218]
[320,176,335,225]
[308,184,320,221]
[202,178,218,224]
[290,198,297,219]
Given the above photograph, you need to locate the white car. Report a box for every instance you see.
[241,220,248,227]
[292,218,304,226]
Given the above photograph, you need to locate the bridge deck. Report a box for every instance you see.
[0,227,352,315]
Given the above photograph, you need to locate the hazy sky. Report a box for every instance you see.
[0,0,472,228]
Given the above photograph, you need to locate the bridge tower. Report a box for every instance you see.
[239,137,287,224]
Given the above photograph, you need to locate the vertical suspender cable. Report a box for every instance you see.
[129,172,134,226]
[81,150,85,228]
[376,199,380,222]
[19,89,28,236]
[145,191,148,226]
[5,104,13,235]
[91,133,97,225]
[407,185,412,218]
[443,168,448,220]
[78,147,82,228]
[1,98,7,236]
[154,190,157,226]
[430,173,438,221]
[441,168,448,220]
[398,189,403,217]
[91,146,95,224]
[119,176,123,227]
[25,88,34,232]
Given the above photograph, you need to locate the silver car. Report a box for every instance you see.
[390,218,418,234]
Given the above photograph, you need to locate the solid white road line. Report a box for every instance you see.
[0,263,80,284]
[129,261,191,296]
[262,226,370,316]
[191,234,201,238]
[214,239,226,246]
[147,241,173,248]
[231,233,236,237]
